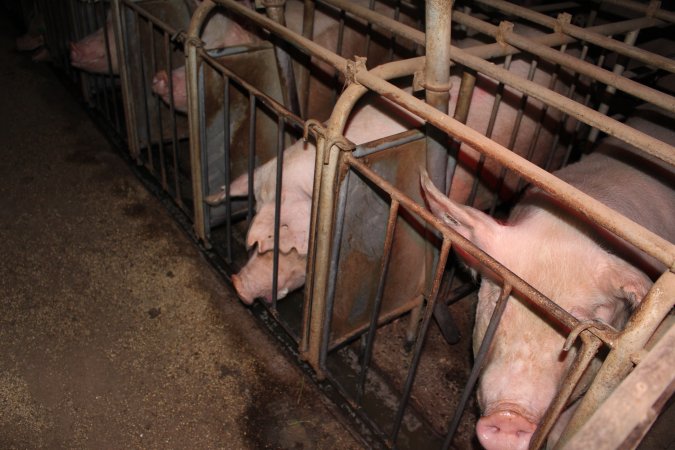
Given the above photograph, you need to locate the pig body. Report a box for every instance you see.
[421,103,675,450]
[70,14,119,74]
[206,97,417,303]
[70,0,194,74]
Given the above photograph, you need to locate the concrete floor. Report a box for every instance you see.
[0,13,363,450]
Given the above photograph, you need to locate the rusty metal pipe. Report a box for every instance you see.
[476,0,675,74]
[424,0,452,193]
[557,271,675,447]
[297,0,316,117]
[530,333,603,449]
[263,0,301,116]
[561,321,675,450]
[452,13,675,114]
[599,0,675,24]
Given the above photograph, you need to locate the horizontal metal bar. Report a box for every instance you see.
[345,154,585,335]
[475,0,675,74]
[453,12,675,113]
[561,320,675,450]
[121,0,182,34]
[599,0,675,24]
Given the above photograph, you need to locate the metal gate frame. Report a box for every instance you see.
[210,1,675,448]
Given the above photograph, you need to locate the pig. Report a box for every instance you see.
[151,4,261,112]
[204,29,583,304]
[70,0,195,74]
[420,103,675,450]
[70,13,119,74]
[151,0,419,117]
[205,97,418,303]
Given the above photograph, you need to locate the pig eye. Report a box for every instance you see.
[442,213,458,226]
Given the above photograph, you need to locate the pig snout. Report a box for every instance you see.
[476,409,537,450]
[151,71,170,99]
[69,41,82,66]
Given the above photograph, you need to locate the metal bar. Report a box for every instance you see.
[112,0,140,158]
[134,11,154,170]
[165,31,183,208]
[561,322,675,450]
[345,155,610,343]
[355,199,399,404]
[390,237,452,445]
[452,13,675,114]
[297,0,315,117]
[186,0,213,243]
[97,2,112,124]
[442,284,513,450]
[424,0,452,195]
[271,116,286,309]
[476,0,675,74]
[599,0,675,24]
[327,295,423,351]
[263,0,301,116]
[557,271,675,447]
[149,19,168,190]
[352,66,675,268]
[529,333,603,449]
[247,93,256,227]
[223,75,232,262]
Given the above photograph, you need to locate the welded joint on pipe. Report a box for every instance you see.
[555,13,572,34]
[412,70,453,93]
[647,0,662,17]
[563,320,617,352]
[185,36,205,49]
[345,56,368,87]
[496,21,514,48]
[303,119,355,164]
[630,350,646,365]
[171,30,187,44]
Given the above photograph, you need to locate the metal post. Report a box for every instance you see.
[263,0,301,117]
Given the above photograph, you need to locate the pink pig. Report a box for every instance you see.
[152,8,260,112]
[421,104,675,450]
[70,14,119,74]
[205,99,417,303]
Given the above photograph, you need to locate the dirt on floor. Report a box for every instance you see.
[0,10,363,450]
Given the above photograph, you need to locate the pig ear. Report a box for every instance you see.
[246,200,310,254]
[204,172,250,206]
[419,169,501,250]
[602,255,652,307]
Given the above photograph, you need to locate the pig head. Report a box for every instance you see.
[205,139,315,303]
[70,15,119,74]
[420,105,674,450]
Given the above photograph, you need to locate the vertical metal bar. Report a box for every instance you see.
[111,0,140,158]
[424,0,452,194]
[365,0,375,60]
[97,2,112,123]
[271,115,286,310]
[186,2,209,244]
[165,31,182,207]
[529,333,602,450]
[297,0,315,118]
[557,272,675,447]
[263,0,301,116]
[442,284,512,450]
[489,58,539,215]
[390,237,452,445]
[198,64,211,235]
[587,29,640,144]
[355,199,399,404]
[223,75,232,262]
[319,162,351,369]
[135,12,154,170]
[247,93,257,227]
[149,20,168,190]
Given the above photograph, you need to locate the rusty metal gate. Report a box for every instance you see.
[35,0,675,448]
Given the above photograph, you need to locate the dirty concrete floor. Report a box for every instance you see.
[0,13,363,450]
